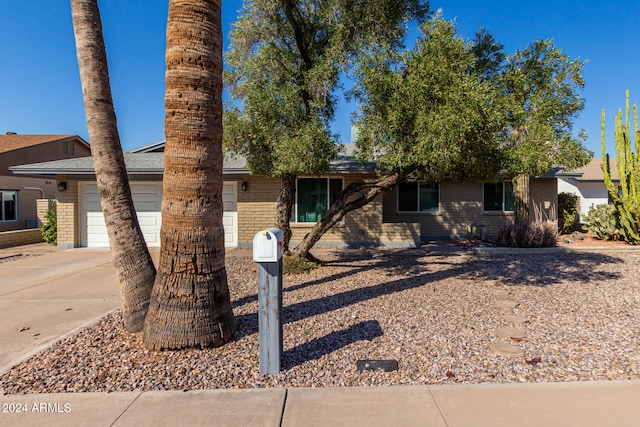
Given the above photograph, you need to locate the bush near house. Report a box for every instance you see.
[41,200,57,245]
[558,192,579,233]
[496,220,558,248]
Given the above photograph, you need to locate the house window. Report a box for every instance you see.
[484,182,514,212]
[1,191,17,221]
[296,178,342,222]
[397,182,439,212]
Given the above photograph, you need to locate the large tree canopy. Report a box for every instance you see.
[294,18,593,256]
[353,18,505,182]
[294,18,506,257]
[224,0,430,249]
[498,39,592,177]
[496,39,591,222]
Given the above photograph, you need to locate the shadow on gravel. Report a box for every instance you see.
[232,247,625,342]
[231,248,427,309]
[282,320,383,369]
[470,251,624,286]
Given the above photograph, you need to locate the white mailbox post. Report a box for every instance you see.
[253,228,284,374]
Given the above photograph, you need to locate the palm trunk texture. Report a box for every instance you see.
[70,0,156,332]
[143,0,236,350]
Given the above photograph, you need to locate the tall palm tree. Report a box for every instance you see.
[143,0,236,350]
[70,0,156,332]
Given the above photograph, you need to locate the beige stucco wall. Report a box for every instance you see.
[0,175,58,232]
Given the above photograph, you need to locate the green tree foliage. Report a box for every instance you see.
[353,18,504,182]
[224,0,429,249]
[498,40,592,223]
[601,90,640,243]
[293,18,505,257]
[499,39,591,176]
[41,200,57,245]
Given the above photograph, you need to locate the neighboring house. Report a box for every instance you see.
[557,158,618,220]
[0,133,91,232]
[11,143,558,249]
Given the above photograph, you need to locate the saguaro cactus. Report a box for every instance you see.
[601,90,640,243]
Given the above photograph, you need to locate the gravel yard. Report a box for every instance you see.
[2,245,639,394]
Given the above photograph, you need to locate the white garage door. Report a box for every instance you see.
[80,182,238,248]
[222,182,238,247]
[81,182,163,248]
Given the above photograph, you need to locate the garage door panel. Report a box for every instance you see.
[130,184,161,194]
[140,231,159,245]
[82,181,237,248]
[222,183,237,211]
[86,215,106,227]
[85,200,101,212]
[82,182,163,248]
[222,215,234,227]
[133,200,160,212]
[137,215,161,227]
[223,212,237,246]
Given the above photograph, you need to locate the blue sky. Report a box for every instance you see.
[1,1,638,156]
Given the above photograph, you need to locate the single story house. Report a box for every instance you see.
[11,143,558,249]
[0,133,91,232]
[557,158,618,219]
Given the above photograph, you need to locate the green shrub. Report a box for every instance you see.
[582,204,624,241]
[561,210,577,233]
[283,253,321,275]
[496,220,558,248]
[41,200,57,245]
[558,192,579,233]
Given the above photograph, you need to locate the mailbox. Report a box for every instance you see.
[253,228,284,263]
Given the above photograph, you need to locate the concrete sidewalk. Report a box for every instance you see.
[1,245,640,426]
[2,380,640,426]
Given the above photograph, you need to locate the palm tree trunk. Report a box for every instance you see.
[70,0,155,332]
[143,0,235,350]
[275,174,296,251]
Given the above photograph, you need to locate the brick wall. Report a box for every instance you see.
[382,178,558,240]
[0,229,44,248]
[36,199,50,228]
[529,178,558,222]
[237,174,420,247]
[55,178,79,248]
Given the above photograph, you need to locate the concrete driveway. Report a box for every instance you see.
[0,248,121,374]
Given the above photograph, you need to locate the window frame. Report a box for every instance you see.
[396,181,440,213]
[0,190,18,222]
[483,181,514,213]
[294,177,344,223]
